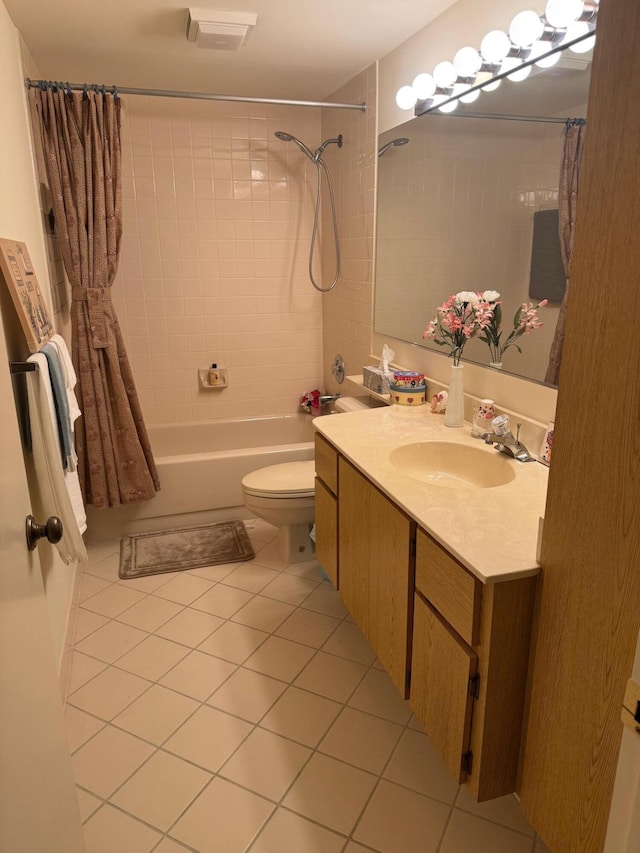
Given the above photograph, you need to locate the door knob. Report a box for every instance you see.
[25,515,63,551]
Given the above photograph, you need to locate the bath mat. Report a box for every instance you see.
[119,520,254,579]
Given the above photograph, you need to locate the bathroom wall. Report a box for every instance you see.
[0,2,76,676]
[321,64,377,391]
[114,96,325,425]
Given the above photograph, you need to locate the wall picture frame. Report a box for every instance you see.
[0,238,54,352]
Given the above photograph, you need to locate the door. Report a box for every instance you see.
[0,329,85,849]
[411,592,477,784]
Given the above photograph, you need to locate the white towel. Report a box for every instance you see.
[50,334,81,425]
[26,354,87,564]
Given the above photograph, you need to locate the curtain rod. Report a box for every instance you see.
[25,79,366,112]
[424,111,586,125]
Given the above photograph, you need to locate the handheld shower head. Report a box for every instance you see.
[378,137,410,157]
[274,131,315,161]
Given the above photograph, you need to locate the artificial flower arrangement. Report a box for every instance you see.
[422,290,492,365]
[300,389,321,414]
[477,291,548,364]
[423,290,547,365]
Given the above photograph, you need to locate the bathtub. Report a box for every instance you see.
[86,413,316,539]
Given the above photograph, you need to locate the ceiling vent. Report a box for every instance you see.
[186,8,257,51]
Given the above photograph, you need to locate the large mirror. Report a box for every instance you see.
[375,51,592,385]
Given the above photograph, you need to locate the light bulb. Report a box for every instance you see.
[480,30,511,64]
[453,46,482,77]
[545,0,584,28]
[395,85,417,110]
[570,32,596,52]
[563,20,596,52]
[536,48,562,67]
[527,40,562,68]
[483,78,502,92]
[438,99,458,114]
[412,73,436,100]
[501,57,532,83]
[509,10,544,47]
[459,88,481,104]
[433,61,457,88]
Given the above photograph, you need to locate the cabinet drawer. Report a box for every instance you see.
[315,434,338,495]
[416,528,481,646]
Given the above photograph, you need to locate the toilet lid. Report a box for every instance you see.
[242,460,315,497]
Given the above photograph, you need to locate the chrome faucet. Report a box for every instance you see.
[482,419,535,463]
[319,393,341,406]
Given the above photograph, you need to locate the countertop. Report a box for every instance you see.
[314,406,549,584]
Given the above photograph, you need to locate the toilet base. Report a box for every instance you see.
[277,522,315,564]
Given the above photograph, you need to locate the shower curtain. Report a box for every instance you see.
[30,85,160,508]
[545,121,586,386]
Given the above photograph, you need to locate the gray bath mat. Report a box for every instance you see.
[119,520,254,579]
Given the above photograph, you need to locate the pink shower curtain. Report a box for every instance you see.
[30,85,160,508]
[545,121,586,386]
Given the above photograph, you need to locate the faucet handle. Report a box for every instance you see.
[516,423,521,442]
[491,414,510,436]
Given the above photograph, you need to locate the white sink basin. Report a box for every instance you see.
[389,441,516,489]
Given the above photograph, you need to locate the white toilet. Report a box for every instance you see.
[241,396,381,563]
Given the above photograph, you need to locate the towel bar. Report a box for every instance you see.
[9,361,37,374]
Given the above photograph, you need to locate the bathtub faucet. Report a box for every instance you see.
[319,394,341,406]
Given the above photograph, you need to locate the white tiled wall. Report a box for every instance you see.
[321,65,377,392]
[113,96,325,425]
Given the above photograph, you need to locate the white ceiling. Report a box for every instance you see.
[7,0,459,101]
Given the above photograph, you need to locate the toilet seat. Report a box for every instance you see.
[242,460,315,499]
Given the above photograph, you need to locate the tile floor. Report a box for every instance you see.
[65,519,551,853]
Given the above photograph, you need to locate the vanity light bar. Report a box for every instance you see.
[395,0,598,115]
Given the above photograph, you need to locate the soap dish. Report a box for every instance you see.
[198,368,228,390]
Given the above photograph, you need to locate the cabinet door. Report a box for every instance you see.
[368,483,414,697]
[339,458,414,696]
[315,477,338,588]
[411,591,477,783]
[338,458,370,634]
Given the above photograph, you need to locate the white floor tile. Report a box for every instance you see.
[260,686,341,747]
[354,779,450,853]
[155,607,224,647]
[164,705,253,772]
[384,728,459,804]
[455,786,535,837]
[159,650,236,701]
[197,620,268,664]
[170,777,274,853]
[440,809,535,853]
[76,788,102,823]
[68,666,151,721]
[64,705,106,753]
[322,621,376,665]
[190,583,254,618]
[110,749,211,832]
[319,707,403,774]
[275,608,341,648]
[66,651,108,695]
[250,807,345,852]
[75,620,148,664]
[220,727,311,800]
[283,753,377,836]
[231,594,295,632]
[244,635,315,682]
[348,668,412,726]
[113,684,199,745]
[83,803,161,853]
[115,595,183,633]
[153,573,215,605]
[115,634,190,681]
[71,725,154,798]
[82,583,146,618]
[294,651,368,703]
[207,667,287,723]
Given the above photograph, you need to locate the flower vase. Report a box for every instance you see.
[490,361,503,370]
[445,364,464,428]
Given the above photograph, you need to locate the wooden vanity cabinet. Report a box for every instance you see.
[314,434,338,588]
[338,457,415,697]
[313,433,538,802]
[413,529,537,801]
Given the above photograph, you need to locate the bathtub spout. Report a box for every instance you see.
[319,394,341,406]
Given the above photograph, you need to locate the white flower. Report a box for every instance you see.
[455,291,479,305]
[481,290,501,302]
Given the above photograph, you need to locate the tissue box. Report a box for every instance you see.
[363,365,394,395]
